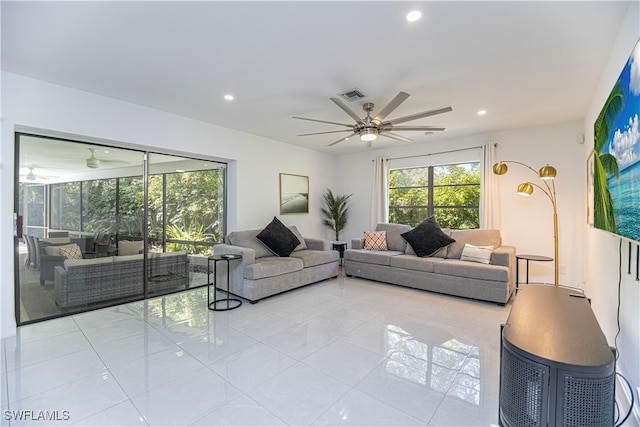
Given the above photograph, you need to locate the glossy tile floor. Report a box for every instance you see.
[1,276,511,426]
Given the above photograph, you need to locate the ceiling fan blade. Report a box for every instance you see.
[382,132,413,143]
[328,132,357,147]
[298,130,354,136]
[373,92,410,123]
[329,97,364,124]
[386,106,453,126]
[383,126,446,132]
[292,116,354,128]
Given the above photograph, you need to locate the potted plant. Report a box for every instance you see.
[321,189,352,242]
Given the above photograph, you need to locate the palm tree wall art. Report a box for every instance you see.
[592,38,640,242]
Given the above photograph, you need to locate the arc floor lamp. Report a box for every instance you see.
[493,161,559,286]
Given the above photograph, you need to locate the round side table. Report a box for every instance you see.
[516,254,554,292]
[207,254,243,311]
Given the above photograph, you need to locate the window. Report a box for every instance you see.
[16,133,227,325]
[389,162,480,229]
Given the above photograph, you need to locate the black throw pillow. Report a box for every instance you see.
[256,217,301,257]
[401,217,456,257]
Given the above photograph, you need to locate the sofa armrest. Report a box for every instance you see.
[304,237,332,251]
[213,244,256,264]
[212,244,256,295]
[492,245,516,292]
[351,238,364,250]
[491,245,515,267]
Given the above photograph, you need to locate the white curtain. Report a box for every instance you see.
[480,142,501,229]
[371,157,389,230]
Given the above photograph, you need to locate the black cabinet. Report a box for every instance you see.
[499,285,615,427]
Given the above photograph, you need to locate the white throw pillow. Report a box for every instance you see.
[460,243,494,264]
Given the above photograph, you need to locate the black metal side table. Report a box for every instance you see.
[515,254,554,292]
[331,241,347,267]
[207,254,243,311]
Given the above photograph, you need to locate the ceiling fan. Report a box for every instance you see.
[20,167,58,181]
[85,148,128,169]
[293,92,452,147]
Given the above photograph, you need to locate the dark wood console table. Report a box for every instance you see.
[499,285,615,427]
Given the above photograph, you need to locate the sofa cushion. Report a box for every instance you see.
[290,249,339,268]
[257,217,301,257]
[460,243,494,264]
[434,259,509,282]
[446,229,501,259]
[389,254,445,273]
[401,217,455,257]
[288,226,308,252]
[375,223,412,252]
[364,231,387,250]
[344,249,404,266]
[244,257,304,280]
[118,240,144,256]
[227,229,273,259]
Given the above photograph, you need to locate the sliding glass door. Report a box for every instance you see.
[15,133,226,325]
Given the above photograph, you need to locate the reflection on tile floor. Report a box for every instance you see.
[1,276,512,426]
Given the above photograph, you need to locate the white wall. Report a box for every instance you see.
[1,72,336,338]
[584,1,640,420]
[336,120,586,288]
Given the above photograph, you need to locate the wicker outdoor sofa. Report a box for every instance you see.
[54,251,189,309]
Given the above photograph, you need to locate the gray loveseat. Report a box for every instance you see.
[344,223,516,305]
[54,251,189,309]
[213,226,339,303]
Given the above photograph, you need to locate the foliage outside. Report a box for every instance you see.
[321,189,352,241]
[389,163,480,229]
[33,169,224,253]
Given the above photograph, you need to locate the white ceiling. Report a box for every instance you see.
[1,1,631,156]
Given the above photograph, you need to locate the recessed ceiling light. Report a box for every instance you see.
[406,10,422,22]
[477,110,487,116]
[176,169,186,173]
[224,94,234,101]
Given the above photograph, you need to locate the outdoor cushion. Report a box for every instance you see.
[118,240,144,256]
[244,257,303,280]
[64,257,113,268]
[257,217,300,257]
[289,249,339,268]
[59,244,82,260]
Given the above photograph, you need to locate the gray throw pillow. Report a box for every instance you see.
[401,217,456,257]
[257,217,301,257]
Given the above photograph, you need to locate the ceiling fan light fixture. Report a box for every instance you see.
[406,10,422,22]
[360,128,378,142]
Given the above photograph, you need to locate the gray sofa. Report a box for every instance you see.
[344,223,516,305]
[213,226,339,303]
[54,251,189,308]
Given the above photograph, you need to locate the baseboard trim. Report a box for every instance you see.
[616,372,639,426]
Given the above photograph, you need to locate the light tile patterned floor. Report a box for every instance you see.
[1,276,512,426]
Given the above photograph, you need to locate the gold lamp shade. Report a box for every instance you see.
[492,162,508,175]
[539,165,557,180]
[517,182,534,195]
